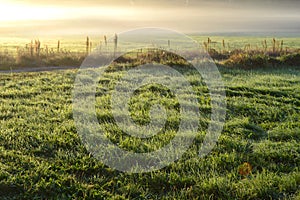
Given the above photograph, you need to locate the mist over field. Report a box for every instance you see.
[0,0,299,36]
[0,1,300,199]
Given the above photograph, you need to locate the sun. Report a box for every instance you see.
[0,2,65,22]
[0,0,139,24]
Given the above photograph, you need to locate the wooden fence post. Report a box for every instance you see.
[86,36,90,55]
[57,40,60,53]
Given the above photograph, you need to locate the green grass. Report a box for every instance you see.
[0,66,299,199]
[190,35,300,51]
[1,35,300,53]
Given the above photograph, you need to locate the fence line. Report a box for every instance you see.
[0,36,298,59]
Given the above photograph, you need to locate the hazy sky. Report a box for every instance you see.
[0,0,299,36]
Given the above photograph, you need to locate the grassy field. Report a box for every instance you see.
[0,64,299,199]
[1,34,300,53]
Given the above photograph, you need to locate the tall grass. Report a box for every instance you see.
[0,36,299,70]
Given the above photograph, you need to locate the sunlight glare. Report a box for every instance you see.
[0,1,140,22]
[0,2,65,22]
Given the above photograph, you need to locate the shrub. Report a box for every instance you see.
[208,49,230,60]
[223,53,269,69]
[280,53,300,66]
[43,55,83,67]
[0,54,16,69]
[16,55,40,67]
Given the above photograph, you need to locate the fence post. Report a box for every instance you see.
[104,35,107,51]
[113,34,118,57]
[86,36,90,55]
[272,38,276,53]
[30,40,33,57]
[57,40,60,53]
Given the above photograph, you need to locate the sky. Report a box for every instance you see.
[0,0,299,36]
